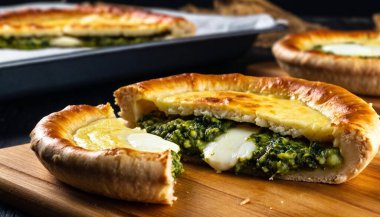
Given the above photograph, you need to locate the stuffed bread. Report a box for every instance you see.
[272,30,380,96]
[30,104,183,205]
[0,3,195,49]
[114,73,380,184]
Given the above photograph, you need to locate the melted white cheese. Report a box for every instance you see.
[50,36,82,47]
[127,133,180,153]
[321,43,380,57]
[73,118,179,153]
[203,126,259,172]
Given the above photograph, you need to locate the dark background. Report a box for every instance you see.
[0,0,379,16]
[0,1,378,217]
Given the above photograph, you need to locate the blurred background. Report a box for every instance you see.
[1,0,380,16]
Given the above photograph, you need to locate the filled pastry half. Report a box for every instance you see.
[273,30,380,96]
[115,73,380,184]
[30,73,380,205]
[0,3,195,49]
[30,104,182,205]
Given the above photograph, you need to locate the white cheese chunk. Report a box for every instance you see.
[127,133,180,153]
[50,36,82,47]
[321,43,380,57]
[203,126,258,172]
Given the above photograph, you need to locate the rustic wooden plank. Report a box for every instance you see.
[0,144,379,217]
[247,61,380,113]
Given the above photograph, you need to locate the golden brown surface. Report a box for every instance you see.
[1,144,380,216]
[30,104,175,204]
[273,30,380,95]
[246,61,380,113]
[115,73,380,183]
[150,90,333,142]
[0,3,195,37]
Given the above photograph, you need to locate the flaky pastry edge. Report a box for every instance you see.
[272,30,380,95]
[30,103,176,204]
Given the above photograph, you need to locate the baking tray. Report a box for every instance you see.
[0,25,285,100]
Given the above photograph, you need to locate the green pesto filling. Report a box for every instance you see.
[235,130,342,176]
[138,111,343,177]
[0,34,167,50]
[138,111,234,156]
[171,150,184,178]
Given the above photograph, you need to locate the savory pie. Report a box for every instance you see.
[0,3,195,49]
[31,73,380,205]
[115,73,380,184]
[272,30,380,96]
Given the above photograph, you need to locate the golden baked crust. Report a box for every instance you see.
[272,30,380,96]
[0,3,195,37]
[114,73,380,184]
[30,103,176,205]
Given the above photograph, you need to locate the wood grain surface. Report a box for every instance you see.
[247,62,380,113]
[0,144,379,217]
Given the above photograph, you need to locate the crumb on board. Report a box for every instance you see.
[240,198,250,205]
[270,207,273,210]
[281,200,284,204]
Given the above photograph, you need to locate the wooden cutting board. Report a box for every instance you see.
[247,62,380,113]
[0,144,379,217]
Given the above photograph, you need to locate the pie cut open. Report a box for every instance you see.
[31,73,380,205]
[272,30,380,96]
[115,73,380,184]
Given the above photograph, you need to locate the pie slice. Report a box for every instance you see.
[30,73,380,205]
[114,73,380,184]
[0,3,195,49]
[272,30,380,96]
[30,104,183,204]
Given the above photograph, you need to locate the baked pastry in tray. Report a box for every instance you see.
[272,30,380,96]
[0,3,195,49]
[31,73,380,205]
[115,73,380,184]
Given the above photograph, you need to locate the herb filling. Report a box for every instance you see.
[171,150,184,178]
[138,111,234,156]
[138,112,343,177]
[0,33,168,50]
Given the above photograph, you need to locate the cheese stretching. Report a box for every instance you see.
[0,4,195,49]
